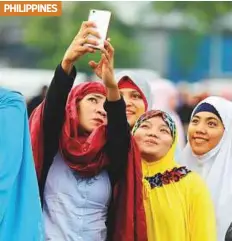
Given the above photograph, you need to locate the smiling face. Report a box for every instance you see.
[133,116,173,162]
[119,88,146,128]
[77,93,107,133]
[188,111,224,156]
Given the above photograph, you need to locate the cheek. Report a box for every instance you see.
[161,137,173,150]
[134,101,146,117]
[78,103,93,121]
[208,129,224,147]
[187,124,195,139]
[134,132,145,149]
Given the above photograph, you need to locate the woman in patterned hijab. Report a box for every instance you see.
[131,110,216,241]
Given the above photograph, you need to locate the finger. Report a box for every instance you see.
[100,48,110,62]
[78,37,98,46]
[76,45,95,53]
[105,41,114,56]
[81,21,96,30]
[82,28,100,38]
[89,61,98,69]
[102,54,110,66]
[77,21,96,37]
[107,37,111,42]
[104,40,109,48]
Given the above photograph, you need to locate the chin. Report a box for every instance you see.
[141,148,158,160]
[191,146,208,156]
[127,118,136,128]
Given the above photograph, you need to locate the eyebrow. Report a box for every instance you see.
[131,90,140,94]
[90,94,104,99]
[193,115,218,122]
[120,89,140,95]
[142,120,151,125]
[160,124,170,128]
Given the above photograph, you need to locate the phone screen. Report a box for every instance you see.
[87,9,111,49]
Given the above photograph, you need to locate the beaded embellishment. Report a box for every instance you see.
[145,166,191,189]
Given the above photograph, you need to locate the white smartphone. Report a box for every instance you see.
[87,9,111,50]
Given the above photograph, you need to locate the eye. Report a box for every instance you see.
[160,128,170,134]
[208,121,217,127]
[191,118,199,124]
[88,97,98,104]
[132,92,142,100]
[140,124,149,129]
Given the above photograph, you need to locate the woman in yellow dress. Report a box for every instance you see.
[132,110,217,241]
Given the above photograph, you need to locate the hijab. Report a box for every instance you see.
[116,70,153,110]
[30,81,108,179]
[181,96,232,241]
[0,88,43,241]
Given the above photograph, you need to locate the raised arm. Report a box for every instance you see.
[89,40,131,184]
[29,21,102,193]
[43,20,101,159]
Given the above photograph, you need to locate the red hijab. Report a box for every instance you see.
[118,76,148,110]
[29,81,147,241]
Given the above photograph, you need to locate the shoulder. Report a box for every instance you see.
[0,87,24,101]
[0,88,25,109]
[183,170,210,196]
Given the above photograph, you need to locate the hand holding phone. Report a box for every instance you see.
[87,9,111,50]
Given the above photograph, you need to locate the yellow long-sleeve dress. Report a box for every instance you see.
[142,156,217,241]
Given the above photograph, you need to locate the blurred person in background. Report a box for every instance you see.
[27,85,48,117]
[131,109,216,241]
[220,89,232,101]
[29,21,146,241]
[151,80,185,150]
[177,90,199,138]
[181,96,232,241]
[0,88,43,241]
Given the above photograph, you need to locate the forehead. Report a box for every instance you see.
[147,116,168,126]
[119,88,140,94]
[193,111,221,121]
[83,93,106,100]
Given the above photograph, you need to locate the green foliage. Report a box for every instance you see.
[154,2,232,31]
[23,2,140,72]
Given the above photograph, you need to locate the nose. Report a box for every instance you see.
[195,122,207,134]
[123,95,133,107]
[96,104,106,118]
[146,130,158,138]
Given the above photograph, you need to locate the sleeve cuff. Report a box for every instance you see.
[54,63,77,85]
[104,97,126,113]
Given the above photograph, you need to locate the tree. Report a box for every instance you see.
[23,2,140,73]
[154,2,232,31]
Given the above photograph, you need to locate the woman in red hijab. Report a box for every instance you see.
[30,21,147,241]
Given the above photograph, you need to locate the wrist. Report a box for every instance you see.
[106,84,118,90]
[61,59,74,75]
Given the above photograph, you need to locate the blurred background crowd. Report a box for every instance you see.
[1,1,232,141]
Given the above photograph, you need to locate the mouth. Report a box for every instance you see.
[92,118,104,125]
[126,109,135,115]
[193,137,208,144]
[144,139,158,145]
